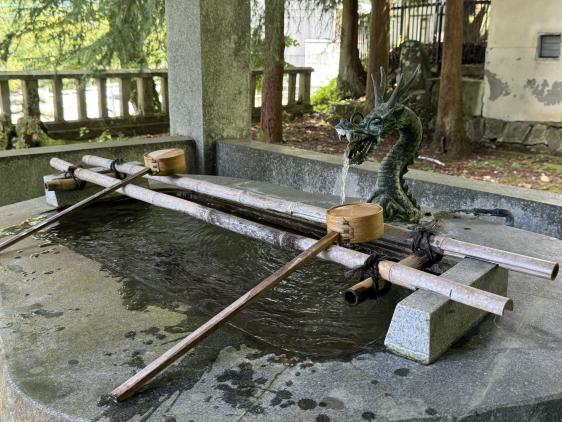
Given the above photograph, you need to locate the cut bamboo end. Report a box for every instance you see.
[344,277,387,305]
[143,148,186,176]
[44,178,82,191]
[327,203,384,244]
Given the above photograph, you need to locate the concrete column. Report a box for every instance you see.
[165,0,251,174]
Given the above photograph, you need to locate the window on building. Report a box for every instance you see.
[538,34,561,59]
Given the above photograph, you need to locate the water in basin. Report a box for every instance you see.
[41,198,408,359]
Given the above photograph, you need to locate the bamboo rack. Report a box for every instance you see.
[49,157,512,316]
[80,155,558,281]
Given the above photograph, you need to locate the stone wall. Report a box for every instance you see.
[217,139,562,238]
[465,117,562,154]
[0,136,195,207]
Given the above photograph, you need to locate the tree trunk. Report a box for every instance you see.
[337,0,367,99]
[261,0,285,144]
[432,0,468,158]
[365,0,390,109]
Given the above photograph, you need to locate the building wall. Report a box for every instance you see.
[284,4,335,67]
[483,0,562,122]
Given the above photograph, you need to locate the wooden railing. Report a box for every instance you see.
[0,67,313,139]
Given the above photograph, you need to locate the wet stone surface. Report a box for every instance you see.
[0,177,561,421]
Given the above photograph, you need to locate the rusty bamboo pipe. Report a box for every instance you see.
[81,155,559,280]
[110,231,340,401]
[44,178,83,191]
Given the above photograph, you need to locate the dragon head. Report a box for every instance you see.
[335,66,420,165]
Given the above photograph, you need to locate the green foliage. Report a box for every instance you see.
[0,1,166,70]
[251,34,299,70]
[14,116,48,148]
[95,129,113,143]
[79,127,90,138]
[311,79,338,114]
[311,78,358,122]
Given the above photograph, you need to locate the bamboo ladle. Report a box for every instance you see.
[0,148,186,254]
[110,203,386,401]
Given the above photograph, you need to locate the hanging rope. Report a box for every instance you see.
[64,162,86,190]
[411,227,441,263]
[345,252,392,300]
[109,158,125,180]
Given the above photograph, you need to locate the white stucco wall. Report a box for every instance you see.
[304,39,339,91]
[483,0,562,122]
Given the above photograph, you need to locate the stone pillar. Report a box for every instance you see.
[165,0,251,174]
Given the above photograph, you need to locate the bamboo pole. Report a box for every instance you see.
[51,157,512,316]
[111,231,340,401]
[80,155,559,281]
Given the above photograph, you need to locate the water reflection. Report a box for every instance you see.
[45,199,408,359]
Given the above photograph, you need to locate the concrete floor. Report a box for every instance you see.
[0,178,561,422]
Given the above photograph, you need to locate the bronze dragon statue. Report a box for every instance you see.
[336,67,422,223]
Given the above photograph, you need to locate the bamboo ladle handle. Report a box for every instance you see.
[110,230,341,401]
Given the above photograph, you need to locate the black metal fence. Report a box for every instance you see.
[358,0,492,68]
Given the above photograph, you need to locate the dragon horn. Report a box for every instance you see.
[399,65,421,97]
[386,73,403,109]
[380,66,387,97]
[372,73,381,106]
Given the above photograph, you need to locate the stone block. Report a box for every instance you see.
[545,126,562,154]
[498,121,531,144]
[464,117,484,142]
[384,258,508,364]
[166,0,251,174]
[483,118,505,140]
[525,123,549,146]
[462,78,484,117]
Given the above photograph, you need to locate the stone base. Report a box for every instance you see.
[384,259,508,364]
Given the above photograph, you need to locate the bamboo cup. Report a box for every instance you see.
[143,148,186,176]
[327,203,384,243]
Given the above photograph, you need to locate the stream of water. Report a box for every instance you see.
[340,146,351,204]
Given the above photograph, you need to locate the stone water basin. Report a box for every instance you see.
[0,176,561,421]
